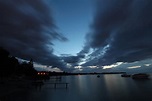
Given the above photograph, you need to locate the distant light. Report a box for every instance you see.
[37,73,40,75]
[88,66,97,68]
[103,65,114,69]
[103,62,123,69]
[128,66,141,69]
[74,66,82,69]
[144,64,151,66]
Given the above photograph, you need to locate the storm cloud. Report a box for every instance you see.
[63,55,84,63]
[0,0,68,69]
[1,0,152,72]
[84,0,152,66]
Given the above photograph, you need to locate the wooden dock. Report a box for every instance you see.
[50,76,62,81]
[45,82,69,89]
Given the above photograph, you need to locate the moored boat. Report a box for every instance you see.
[97,75,100,78]
[132,73,149,79]
[121,74,131,77]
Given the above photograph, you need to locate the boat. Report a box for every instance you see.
[132,73,149,79]
[97,75,100,78]
[121,74,131,77]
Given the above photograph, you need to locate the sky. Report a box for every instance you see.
[0,0,152,73]
[50,0,94,55]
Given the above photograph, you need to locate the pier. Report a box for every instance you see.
[50,76,62,81]
[45,82,69,89]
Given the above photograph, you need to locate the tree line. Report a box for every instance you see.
[0,47,37,78]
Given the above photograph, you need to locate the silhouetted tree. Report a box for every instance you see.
[8,56,19,75]
[0,47,10,77]
[0,47,37,78]
[19,60,37,77]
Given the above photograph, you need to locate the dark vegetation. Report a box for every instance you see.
[0,47,37,78]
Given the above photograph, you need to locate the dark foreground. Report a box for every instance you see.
[1,74,152,101]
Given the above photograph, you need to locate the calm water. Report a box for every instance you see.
[3,74,152,101]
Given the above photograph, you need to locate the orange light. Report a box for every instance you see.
[37,73,40,75]
[43,73,45,75]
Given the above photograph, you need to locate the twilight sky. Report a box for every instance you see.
[0,0,152,72]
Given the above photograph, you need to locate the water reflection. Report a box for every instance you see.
[103,74,152,101]
[77,75,88,93]
[2,75,152,101]
[103,74,132,101]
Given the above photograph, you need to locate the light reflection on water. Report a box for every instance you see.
[2,74,152,101]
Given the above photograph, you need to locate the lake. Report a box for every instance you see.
[2,74,152,101]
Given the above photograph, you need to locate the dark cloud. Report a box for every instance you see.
[77,44,90,56]
[84,0,152,66]
[62,44,90,66]
[63,55,84,64]
[0,0,68,70]
[88,0,133,48]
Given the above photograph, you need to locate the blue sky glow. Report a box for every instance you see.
[1,0,152,72]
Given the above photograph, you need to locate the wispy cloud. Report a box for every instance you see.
[0,0,68,70]
[83,0,152,66]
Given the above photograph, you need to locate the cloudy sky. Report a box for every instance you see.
[0,0,152,73]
